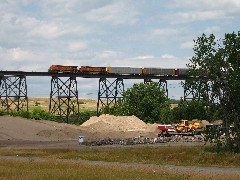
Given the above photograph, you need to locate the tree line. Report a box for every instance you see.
[102,82,222,124]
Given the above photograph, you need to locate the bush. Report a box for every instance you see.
[76,110,97,125]
[30,109,56,121]
[12,110,31,118]
[0,110,8,116]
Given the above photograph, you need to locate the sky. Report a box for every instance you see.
[0,0,239,99]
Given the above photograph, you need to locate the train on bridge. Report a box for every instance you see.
[48,65,190,76]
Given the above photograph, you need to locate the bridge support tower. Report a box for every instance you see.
[49,76,79,123]
[0,75,28,111]
[97,78,124,116]
[144,79,168,98]
[184,80,210,102]
[184,87,201,102]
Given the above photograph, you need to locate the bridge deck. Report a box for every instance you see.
[0,71,192,80]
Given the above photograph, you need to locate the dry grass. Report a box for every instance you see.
[1,146,240,168]
[0,146,240,179]
[0,159,195,180]
[170,103,178,109]
[28,97,97,111]
[80,146,240,168]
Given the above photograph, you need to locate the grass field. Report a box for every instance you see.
[28,97,98,112]
[0,145,240,179]
[0,159,198,180]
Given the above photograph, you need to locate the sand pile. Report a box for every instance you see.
[81,114,159,134]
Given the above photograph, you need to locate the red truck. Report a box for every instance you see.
[158,124,176,136]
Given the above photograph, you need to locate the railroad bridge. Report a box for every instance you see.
[0,71,200,123]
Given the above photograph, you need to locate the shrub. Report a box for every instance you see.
[0,110,8,116]
[76,110,97,125]
[13,110,31,118]
[30,109,56,121]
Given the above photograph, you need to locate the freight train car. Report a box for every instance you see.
[48,65,78,72]
[80,66,107,73]
[107,67,142,75]
[142,68,175,76]
[175,68,189,76]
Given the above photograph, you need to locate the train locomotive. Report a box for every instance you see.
[48,65,78,72]
[48,65,189,76]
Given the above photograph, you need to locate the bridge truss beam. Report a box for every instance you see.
[144,79,168,98]
[49,76,79,123]
[0,75,28,111]
[97,78,124,116]
[183,80,211,103]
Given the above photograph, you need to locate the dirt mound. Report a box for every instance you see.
[81,114,147,131]
[0,116,82,141]
[0,115,160,143]
[80,114,159,139]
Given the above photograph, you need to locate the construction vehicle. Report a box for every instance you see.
[158,124,176,132]
[176,120,202,134]
[157,124,176,137]
[157,120,208,137]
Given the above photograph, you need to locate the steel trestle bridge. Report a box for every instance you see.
[0,70,197,123]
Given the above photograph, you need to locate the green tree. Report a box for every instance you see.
[186,31,240,152]
[171,101,206,121]
[103,82,170,123]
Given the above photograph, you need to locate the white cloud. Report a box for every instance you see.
[85,1,139,25]
[152,28,182,36]
[68,42,87,52]
[29,22,65,39]
[134,55,155,60]
[1,12,16,23]
[123,54,187,68]
[173,0,240,11]
[169,0,240,24]
[41,0,113,18]
[95,50,120,59]
[204,26,221,34]
[180,41,194,49]
[0,47,58,71]
[0,47,34,61]
[168,10,228,24]
[161,54,175,59]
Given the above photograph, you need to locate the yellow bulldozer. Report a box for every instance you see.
[176,120,203,134]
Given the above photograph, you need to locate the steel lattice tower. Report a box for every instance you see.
[97,78,124,116]
[183,80,211,104]
[144,79,168,98]
[184,80,203,102]
[49,76,79,123]
[0,75,28,111]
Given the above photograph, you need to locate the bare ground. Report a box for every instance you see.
[0,115,159,149]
